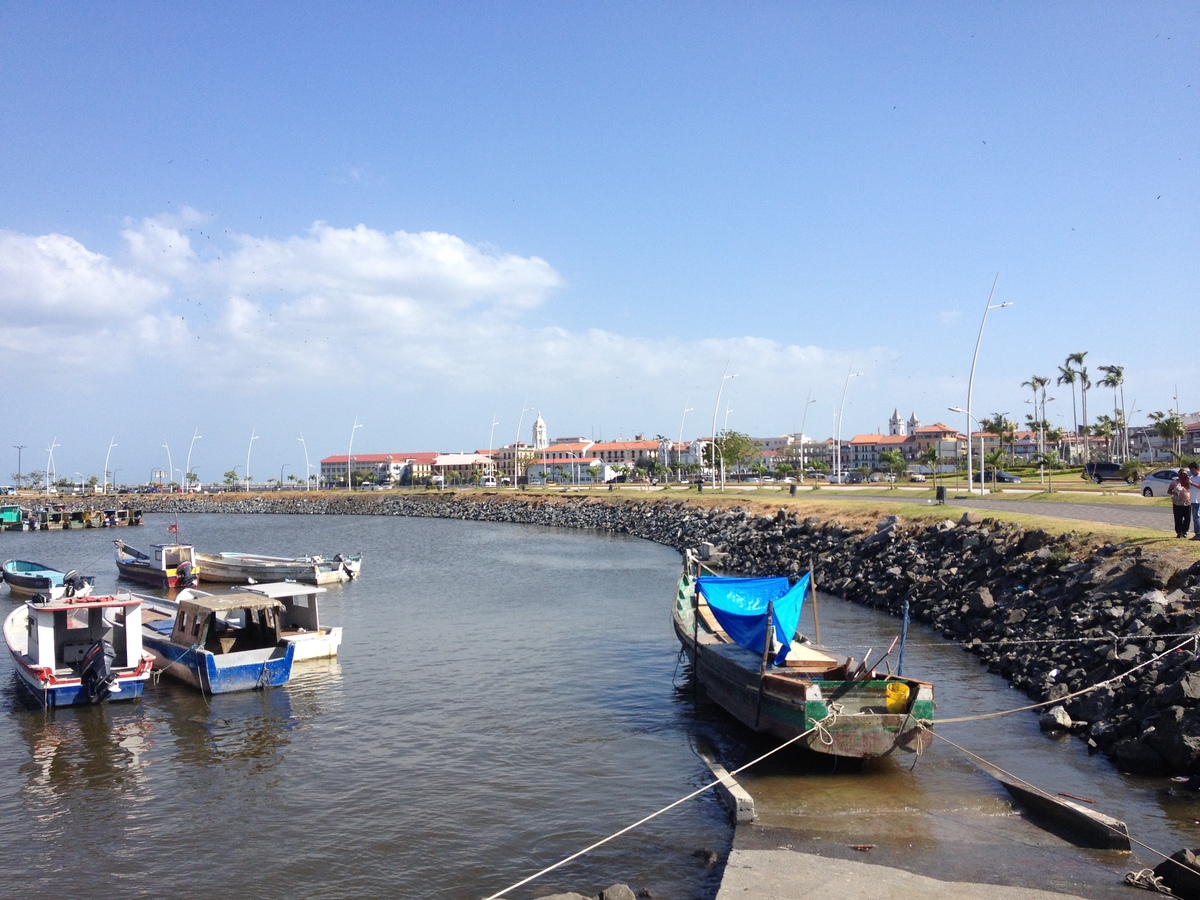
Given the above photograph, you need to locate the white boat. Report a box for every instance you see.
[194,551,362,586]
[114,540,199,589]
[3,592,154,707]
[177,582,343,661]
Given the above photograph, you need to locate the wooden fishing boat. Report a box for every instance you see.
[2,559,95,600]
[176,582,343,661]
[139,593,295,693]
[3,592,154,707]
[673,550,934,759]
[0,504,26,531]
[194,550,362,585]
[113,540,199,589]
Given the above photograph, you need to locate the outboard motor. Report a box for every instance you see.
[63,570,84,598]
[177,562,197,588]
[334,554,357,580]
[31,592,51,606]
[80,639,120,703]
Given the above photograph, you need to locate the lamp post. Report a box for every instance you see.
[677,401,693,482]
[246,429,258,492]
[280,463,290,490]
[185,429,201,492]
[835,364,862,483]
[13,445,24,491]
[949,407,985,494]
[964,274,1012,496]
[346,416,362,491]
[162,441,174,491]
[298,433,312,491]
[709,366,738,490]
[75,472,84,495]
[111,469,121,491]
[45,437,59,492]
[513,399,532,486]
[798,390,816,481]
[103,438,117,495]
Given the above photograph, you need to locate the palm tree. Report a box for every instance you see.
[1150,411,1186,459]
[1092,415,1116,459]
[1098,364,1126,461]
[1068,352,1091,463]
[984,448,1007,490]
[1057,362,1079,463]
[917,446,940,492]
[1022,374,1050,465]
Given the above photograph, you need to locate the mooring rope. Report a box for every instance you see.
[932,634,1195,725]
[931,729,1197,891]
[481,714,838,900]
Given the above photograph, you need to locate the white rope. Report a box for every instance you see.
[482,715,837,899]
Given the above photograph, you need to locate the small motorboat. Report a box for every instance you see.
[3,592,154,707]
[195,550,362,585]
[177,581,343,661]
[113,540,198,589]
[139,592,295,693]
[2,559,95,600]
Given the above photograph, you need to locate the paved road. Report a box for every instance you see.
[944,496,1177,534]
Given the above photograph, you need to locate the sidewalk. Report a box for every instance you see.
[944,496,1175,534]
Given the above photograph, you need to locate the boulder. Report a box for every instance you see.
[1153,848,1200,900]
[1039,705,1073,732]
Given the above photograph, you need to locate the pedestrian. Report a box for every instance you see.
[1169,468,1192,538]
[1189,462,1200,539]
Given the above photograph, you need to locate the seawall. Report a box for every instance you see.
[136,490,1200,775]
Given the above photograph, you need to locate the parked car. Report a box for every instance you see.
[1083,462,1132,484]
[909,472,927,483]
[1140,469,1180,498]
[972,470,1022,484]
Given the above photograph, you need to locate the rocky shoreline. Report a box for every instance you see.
[137,490,1200,776]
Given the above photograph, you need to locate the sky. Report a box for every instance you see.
[1,3,1196,486]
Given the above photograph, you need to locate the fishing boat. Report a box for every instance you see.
[139,593,295,693]
[176,582,343,661]
[113,540,199,589]
[673,550,934,759]
[3,592,154,707]
[2,559,96,600]
[0,504,25,531]
[194,550,362,586]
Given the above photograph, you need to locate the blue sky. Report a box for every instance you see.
[1,3,1196,486]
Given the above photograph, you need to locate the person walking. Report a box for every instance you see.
[1189,462,1200,538]
[1169,469,1192,538]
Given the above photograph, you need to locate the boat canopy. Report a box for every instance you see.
[696,573,810,665]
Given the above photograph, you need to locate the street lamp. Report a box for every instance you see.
[280,463,290,489]
[346,416,362,491]
[964,274,1012,495]
[677,400,693,482]
[162,440,174,491]
[835,365,863,483]
[75,472,84,494]
[103,438,117,495]
[185,429,202,492]
[45,437,59,492]
[298,433,312,491]
[246,429,258,492]
[13,445,24,491]
[710,366,738,490]
[949,406,986,495]
[798,390,816,480]
[513,399,533,486]
[111,469,122,491]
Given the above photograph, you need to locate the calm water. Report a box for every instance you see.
[1,513,1198,899]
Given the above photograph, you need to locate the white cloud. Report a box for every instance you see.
[122,212,199,277]
[0,230,167,324]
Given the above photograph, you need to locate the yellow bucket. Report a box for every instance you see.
[885,682,910,713]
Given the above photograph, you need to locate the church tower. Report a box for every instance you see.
[532,412,548,450]
[907,412,921,435]
[888,409,905,436]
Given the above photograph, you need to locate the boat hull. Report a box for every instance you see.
[141,635,295,693]
[196,552,361,586]
[286,626,343,661]
[115,561,189,589]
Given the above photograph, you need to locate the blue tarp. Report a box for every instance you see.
[696,573,810,666]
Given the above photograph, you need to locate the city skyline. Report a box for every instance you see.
[2,6,1195,483]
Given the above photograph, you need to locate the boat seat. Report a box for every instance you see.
[780,644,841,672]
[695,601,732,643]
[147,619,174,635]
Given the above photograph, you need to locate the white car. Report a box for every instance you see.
[1140,469,1181,498]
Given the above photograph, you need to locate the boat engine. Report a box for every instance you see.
[63,570,85,597]
[335,554,357,580]
[177,562,197,588]
[80,639,120,703]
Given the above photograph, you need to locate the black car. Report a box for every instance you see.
[972,470,1022,484]
[1083,462,1130,484]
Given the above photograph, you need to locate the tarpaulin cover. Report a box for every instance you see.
[696,573,810,666]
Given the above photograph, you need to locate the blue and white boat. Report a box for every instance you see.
[3,592,154,707]
[2,559,95,600]
[177,582,343,661]
[139,593,295,693]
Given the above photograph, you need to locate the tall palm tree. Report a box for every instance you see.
[1022,374,1050,463]
[1098,364,1126,461]
[1068,351,1091,463]
[1057,362,1079,463]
